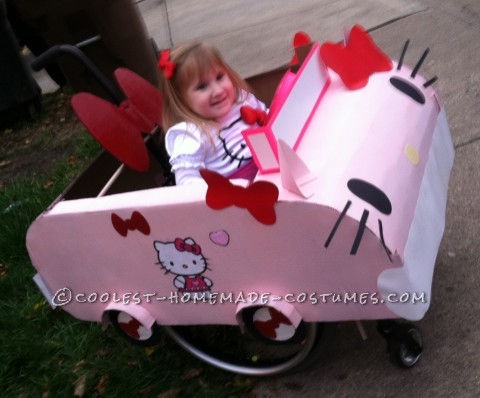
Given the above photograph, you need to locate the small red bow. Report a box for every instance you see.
[240,105,267,126]
[320,24,393,90]
[200,169,279,225]
[158,50,176,80]
[111,211,151,237]
[174,238,202,255]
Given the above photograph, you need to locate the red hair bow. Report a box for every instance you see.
[200,169,279,225]
[111,211,151,237]
[240,105,267,126]
[158,50,176,80]
[320,24,393,90]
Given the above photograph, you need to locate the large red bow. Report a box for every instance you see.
[158,50,176,80]
[200,169,279,225]
[240,105,267,126]
[174,238,202,255]
[111,211,151,237]
[320,24,393,90]
[71,68,163,172]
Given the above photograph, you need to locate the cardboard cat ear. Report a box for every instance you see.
[291,31,313,67]
[320,24,392,89]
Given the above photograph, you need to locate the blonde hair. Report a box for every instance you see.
[160,42,251,131]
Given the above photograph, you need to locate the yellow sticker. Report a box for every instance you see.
[405,144,420,165]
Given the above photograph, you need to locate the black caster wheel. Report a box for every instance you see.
[377,320,423,368]
[109,310,162,346]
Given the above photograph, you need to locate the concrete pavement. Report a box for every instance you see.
[36,0,480,396]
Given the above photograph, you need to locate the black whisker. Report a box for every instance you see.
[220,117,242,132]
[423,76,438,88]
[411,48,430,78]
[378,219,392,262]
[351,209,369,255]
[325,200,351,248]
[397,40,410,70]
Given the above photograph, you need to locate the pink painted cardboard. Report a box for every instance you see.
[27,33,454,329]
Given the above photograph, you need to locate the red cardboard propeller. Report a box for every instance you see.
[71,68,163,172]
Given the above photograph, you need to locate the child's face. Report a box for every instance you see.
[183,66,234,121]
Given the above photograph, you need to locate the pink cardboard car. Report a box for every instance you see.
[26,26,454,375]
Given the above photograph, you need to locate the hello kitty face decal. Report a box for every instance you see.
[218,117,253,169]
[154,237,213,296]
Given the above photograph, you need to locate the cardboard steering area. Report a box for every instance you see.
[26,25,454,374]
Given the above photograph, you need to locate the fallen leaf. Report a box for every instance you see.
[0,263,8,277]
[0,160,12,168]
[34,300,47,311]
[156,388,182,398]
[43,180,54,189]
[232,375,255,388]
[73,360,86,374]
[182,368,202,380]
[74,374,87,397]
[68,156,77,166]
[198,379,209,388]
[96,348,109,356]
[95,375,108,395]
[144,346,157,356]
[139,386,154,395]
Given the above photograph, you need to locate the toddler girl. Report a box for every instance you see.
[159,42,267,185]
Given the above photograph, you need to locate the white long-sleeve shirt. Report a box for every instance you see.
[165,93,267,185]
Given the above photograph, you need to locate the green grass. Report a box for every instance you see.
[0,125,253,397]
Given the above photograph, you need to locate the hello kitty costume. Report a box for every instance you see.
[165,93,267,185]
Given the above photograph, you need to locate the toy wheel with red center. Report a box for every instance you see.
[109,310,162,346]
[241,306,307,345]
[164,321,336,376]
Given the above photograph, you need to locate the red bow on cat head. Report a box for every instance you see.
[320,24,393,90]
[174,238,202,255]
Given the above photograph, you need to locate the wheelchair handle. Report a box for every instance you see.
[31,44,125,104]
